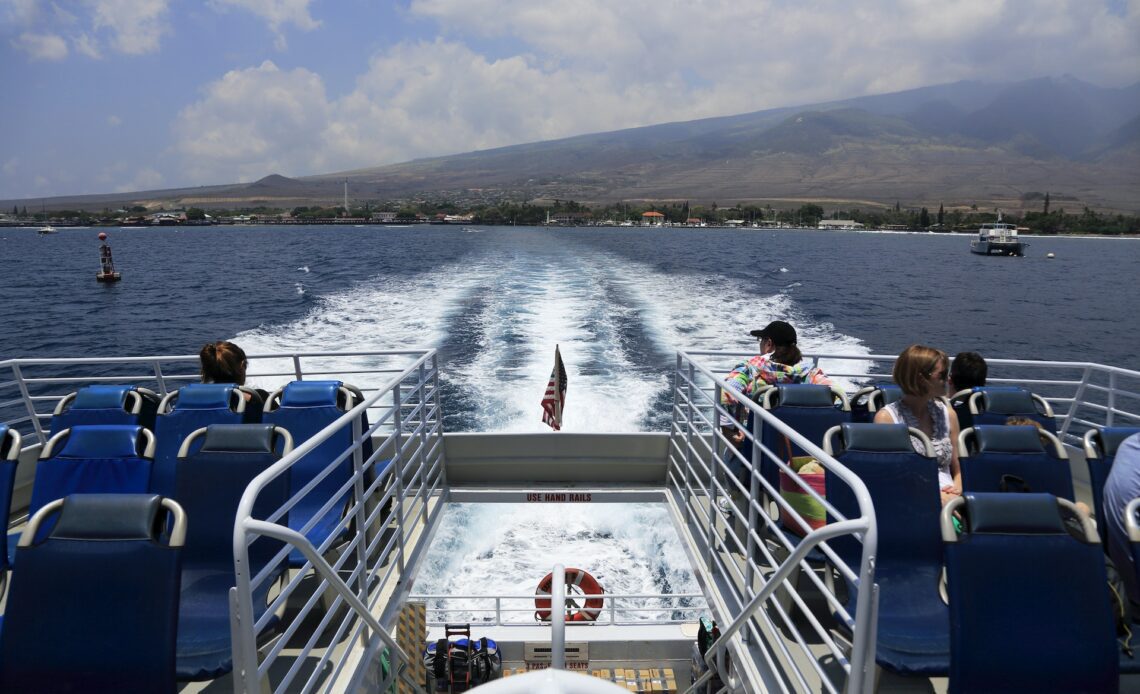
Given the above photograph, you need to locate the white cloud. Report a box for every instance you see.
[172,60,331,182]
[12,31,67,60]
[72,32,102,58]
[0,0,39,25]
[107,114,122,126]
[209,0,319,49]
[114,166,163,192]
[90,0,170,55]
[2,157,18,176]
[168,0,1140,186]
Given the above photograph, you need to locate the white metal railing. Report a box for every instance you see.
[670,350,879,694]
[409,592,707,626]
[0,350,434,447]
[668,350,1140,693]
[232,349,444,693]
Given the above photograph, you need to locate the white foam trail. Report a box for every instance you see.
[232,236,873,426]
[234,260,493,392]
[613,260,874,391]
[298,265,310,273]
[413,503,701,623]
[295,283,305,296]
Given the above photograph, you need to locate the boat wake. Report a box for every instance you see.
[233,235,871,431]
[413,503,701,623]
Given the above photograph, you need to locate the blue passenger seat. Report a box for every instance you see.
[849,384,901,424]
[0,425,21,584]
[1084,426,1140,540]
[151,383,261,498]
[174,424,292,681]
[963,386,1057,433]
[263,380,373,566]
[8,424,156,562]
[750,384,849,534]
[0,493,186,693]
[49,384,160,436]
[958,424,1074,500]
[943,493,1117,693]
[824,423,949,677]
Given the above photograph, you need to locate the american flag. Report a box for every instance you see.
[541,345,568,430]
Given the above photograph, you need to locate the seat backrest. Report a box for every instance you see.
[152,384,257,498]
[0,424,21,572]
[175,424,291,571]
[30,425,155,526]
[968,386,1056,433]
[262,381,368,558]
[1083,427,1140,540]
[755,384,851,494]
[826,423,943,570]
[945,493,1117,693]
[959,425,1074,500]
[0,493,184,693]
[849,385,901,424]
[49,385,160,436]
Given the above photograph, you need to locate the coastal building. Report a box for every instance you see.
[641,211,665,226]
[817,219,865,230]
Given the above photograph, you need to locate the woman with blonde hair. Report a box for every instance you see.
[874,344,962,506]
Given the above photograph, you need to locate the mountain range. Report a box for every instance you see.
[12,75,1140,215]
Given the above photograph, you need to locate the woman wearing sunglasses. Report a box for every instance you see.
[874,344,963,506]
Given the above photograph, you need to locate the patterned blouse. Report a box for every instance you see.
[882,399,955,489]
[720,354,831,426]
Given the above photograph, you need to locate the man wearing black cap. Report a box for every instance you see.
[718,321,831,514]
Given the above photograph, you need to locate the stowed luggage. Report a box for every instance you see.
[424,624,501,692]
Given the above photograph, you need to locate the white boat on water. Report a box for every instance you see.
[36,225,57,235]
[970,214,1025,256]
[1,349,1137,692]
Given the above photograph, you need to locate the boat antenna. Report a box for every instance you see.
[343,178,349,217]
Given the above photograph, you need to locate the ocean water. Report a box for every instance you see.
[2,224,1139,432]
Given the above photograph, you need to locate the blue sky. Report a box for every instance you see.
[2,0,1138,200]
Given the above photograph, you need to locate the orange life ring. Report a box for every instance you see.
[534,568,605,622]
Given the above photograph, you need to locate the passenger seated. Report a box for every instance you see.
[1102,432,1140,607]
[949,351,987,430]
[874,344,962,506]
[719,321,831,513]
[949,351,987,393]
[199,341,267,413]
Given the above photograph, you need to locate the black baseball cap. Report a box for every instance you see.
[750,320,797,346]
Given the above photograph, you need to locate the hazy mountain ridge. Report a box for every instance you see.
[9,76,1140,214]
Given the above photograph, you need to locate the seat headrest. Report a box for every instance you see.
[972,425,1045,453]
[840,423,913,451]
[49,493,166,540]
[962,493,1067,535]
[1098,428,1140,457]
[871,384,902,405]
[978,387,1037,414]
[173,383,236,410]
[199,424,280,453]
[280,380,344,408]
[1,423,17,460]
[55,425,147,458]
[71,385,133,410]
[772,384,835,407]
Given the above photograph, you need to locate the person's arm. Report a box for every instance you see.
[942,407,963,502]
[872,408,892,425]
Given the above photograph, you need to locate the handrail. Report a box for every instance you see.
[670,350,880,694]
[230,349,442,694]
[241,519,421,692]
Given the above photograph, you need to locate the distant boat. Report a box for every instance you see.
[969,213,1026,256]
[37,224,58,235]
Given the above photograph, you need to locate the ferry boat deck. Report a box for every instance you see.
[1,349,1138,692]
